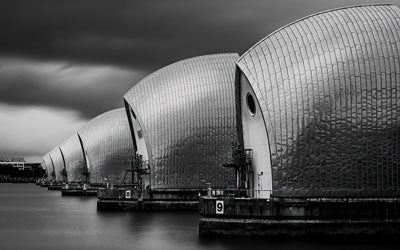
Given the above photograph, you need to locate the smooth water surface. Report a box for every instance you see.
[0,183,399,250]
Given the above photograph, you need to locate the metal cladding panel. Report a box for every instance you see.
[49,147,65,181]
[42,155,53,179]
[124,54,239,189]
[43,154,54,180]
[78,108,134,184]
[59,134,87,183]
[237,5,400,197]
[42,165,47,178]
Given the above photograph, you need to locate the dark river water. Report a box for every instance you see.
[0,183,399,250]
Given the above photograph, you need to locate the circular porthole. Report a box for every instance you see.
[246,93,256,116]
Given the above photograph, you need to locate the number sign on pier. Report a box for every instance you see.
[216,200,224,214]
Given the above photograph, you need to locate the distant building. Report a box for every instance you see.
[0,157,44,182]
[0,157,25,170]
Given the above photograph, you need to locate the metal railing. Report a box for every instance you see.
[207,188,272,199]
[102,183,142,189]
[300,197,400,202]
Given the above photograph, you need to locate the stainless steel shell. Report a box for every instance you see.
[124,53,239,189]
[78,108,134,184]
[40,162,46,177]
[237,4,400,197]
[43,154,54,180]
[59,134,87,183]
[49,147,65,182]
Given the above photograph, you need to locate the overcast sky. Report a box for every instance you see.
[0,0,397,162]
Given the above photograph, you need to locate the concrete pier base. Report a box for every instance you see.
[61,183,97,196]
[199,217,400,237]
[199,197,400,237]
[38,179,50,187]
[47,183,62,190]
[97,187,205,211]
[97,199,198,211]
[61,188,97,196]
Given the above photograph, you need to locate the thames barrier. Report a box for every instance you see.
[9,3,400,240]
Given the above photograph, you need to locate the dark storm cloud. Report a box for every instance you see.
[0,58,145,118]
[0,0,397,117]
[0,0,263,71]
[1,0,395,72]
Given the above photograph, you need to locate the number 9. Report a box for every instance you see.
[217,202,223,211]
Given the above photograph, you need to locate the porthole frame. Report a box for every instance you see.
[246,93,256,116]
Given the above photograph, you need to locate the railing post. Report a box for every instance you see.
[207,186,212,197]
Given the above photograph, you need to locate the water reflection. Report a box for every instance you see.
[0,184,399,250]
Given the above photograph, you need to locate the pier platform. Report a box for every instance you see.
[97,187,205,211]
[199,196,400,237]
[48,185,62,190]
[40,183,49,188]
[47,182,63,190]
[39,180,50,187]
[61,183,97,196]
